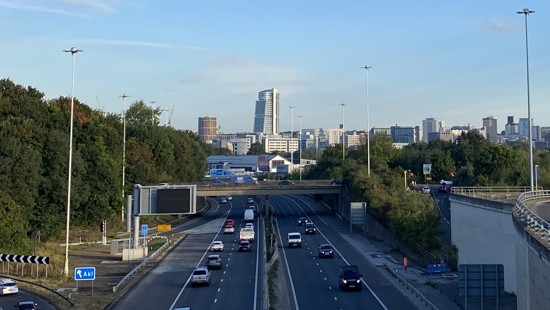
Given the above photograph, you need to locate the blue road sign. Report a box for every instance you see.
[74,267,96,281]
[141,224,148,236]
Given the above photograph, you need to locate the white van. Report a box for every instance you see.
[244,209,254,222]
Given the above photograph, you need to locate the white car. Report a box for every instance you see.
[421,186,431,194]
[440,179,453,185]
[226,195,232,201]
[210,241,224,251]
[224,226,235,234]
[0,278,18,295]
[247,197,254,204]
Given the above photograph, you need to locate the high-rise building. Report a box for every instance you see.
[519,118,529,137]
[483,116,498,143]
[198,116,217,143]
[422,117,439,143]
[253,88,279,135]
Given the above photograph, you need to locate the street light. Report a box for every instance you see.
[290,105,295,165]
[298,115,304,182]
[516,8,535,191]
[339,102,345,164]
[62,46,83,277]
[120,94,130,222]
[361,65,373,176]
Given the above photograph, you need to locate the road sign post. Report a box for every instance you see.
[74,266,96,296]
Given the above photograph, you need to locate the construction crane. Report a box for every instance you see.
[168,105,175,127]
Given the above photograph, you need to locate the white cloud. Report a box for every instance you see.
[481,20,518,34]
[0,0,87,17]
[76,39,174,48]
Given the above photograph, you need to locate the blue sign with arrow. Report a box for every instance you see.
[141,224,148,236]
[74,267,96,281]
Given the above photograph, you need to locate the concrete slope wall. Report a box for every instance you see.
[450,195,517,293]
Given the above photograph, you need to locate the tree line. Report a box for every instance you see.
[0,79,207,253]
[305,131,548,250]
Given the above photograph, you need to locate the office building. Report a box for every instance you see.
[391,126,416,144]
[253,88,280,135]
[505,116,519,137]
[198,116,217,143]
[483,116,498,143]
[422,117,439,143]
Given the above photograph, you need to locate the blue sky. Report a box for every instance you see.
[1,1,549,134]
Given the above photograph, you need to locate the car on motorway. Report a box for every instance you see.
[226,195,232,201]
[338,265,363,291]
[15,301,38,310]
[210,179,227,187]
[421,185,431,194]
[0,278,18,295]
[238,240,251,252]
[438,185,449,193]
[318,244,335,258]
[305,222,316,234]
[247,197,254,204]
[223,225,235,234]
[210,241,224,251]
[220,197,227,204]
[205,254,223,270]
[287,232,302,248]
[440,179,453,185]
[225,218,235,227]
[248,205,257,214]
[331,179,343,185]
[278,179,295,185]
[191,267,211,287]
[298,217,308,225]
[245,223,254,229]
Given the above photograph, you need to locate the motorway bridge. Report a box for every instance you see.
[195,180,342,197]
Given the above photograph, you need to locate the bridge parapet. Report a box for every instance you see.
[515,190,550,243]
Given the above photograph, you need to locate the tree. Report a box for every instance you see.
[247,142,264,155]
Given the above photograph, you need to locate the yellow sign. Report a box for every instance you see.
[157,224,172,232]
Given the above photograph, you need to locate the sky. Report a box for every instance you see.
[1,0,549,134]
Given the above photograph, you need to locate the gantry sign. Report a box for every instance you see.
[133,184,197,215]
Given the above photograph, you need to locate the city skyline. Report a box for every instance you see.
[1,1,549,133]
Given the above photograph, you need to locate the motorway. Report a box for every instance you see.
[0,289,55,310]
[270,195,416,310]
[110,196,264,310]
[111,194,419,310]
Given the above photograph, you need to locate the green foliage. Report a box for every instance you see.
[0,79,209,252]
[247,142,264,155]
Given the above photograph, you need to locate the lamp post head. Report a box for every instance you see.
[63,47,83,54]
[362,65,373,70]
[517,8,534,15]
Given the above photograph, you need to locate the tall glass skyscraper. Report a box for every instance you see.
[253,88,279,135]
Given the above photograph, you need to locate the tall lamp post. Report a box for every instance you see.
[361,65,373,176]
[517,8,535,191]
[62,47,83,277]
[339,103,346,164]
[120,94,130,222]
[290,105,295,165]
[298,115,304,182]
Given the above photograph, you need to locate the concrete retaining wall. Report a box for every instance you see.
[450,194,517,293]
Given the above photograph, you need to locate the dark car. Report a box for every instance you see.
[278,179,295,185]
[331,179,343,185]
[238,240,251,252]
[338,265,362,291]
[15,301,38,310]
[438,185,448,193]
[298,217,308,226]
[318,244,334,258]
[305,223,316,234]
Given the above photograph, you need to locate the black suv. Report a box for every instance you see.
[298,217,308,225]
[305,223,316,234]
[338,265,362,291]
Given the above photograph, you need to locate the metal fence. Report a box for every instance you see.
[451,186,531,203]
[515,190,550,243]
